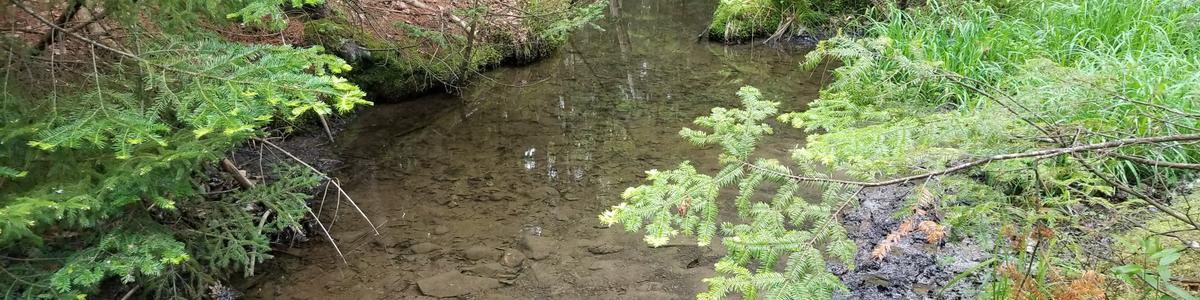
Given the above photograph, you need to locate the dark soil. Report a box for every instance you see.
[835,186,990,299]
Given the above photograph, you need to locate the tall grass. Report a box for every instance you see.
[799,0,1200,297]
[858,0,1200,180]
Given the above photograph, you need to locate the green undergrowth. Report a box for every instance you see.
[1,7,367,296]
[303,0,606,100]
[798,0,1200,296]
[610,0,1200,298]
[708,0,870,42]
[1,0,601,298]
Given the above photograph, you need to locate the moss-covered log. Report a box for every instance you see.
[707,0,871,43]
[304,0,606,102]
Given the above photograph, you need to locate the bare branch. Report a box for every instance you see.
[1110,153,1200,170]
[34,0,82,51]
[751,133,1200,187]
[10,0,137,59]
[220,158,257,189]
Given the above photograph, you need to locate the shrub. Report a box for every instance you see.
[1,0,368,298]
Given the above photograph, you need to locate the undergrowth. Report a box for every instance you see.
[1,0,599,298]
[607,0,1200,298]
[0,1,371,298]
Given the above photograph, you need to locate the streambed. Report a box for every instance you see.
[247,0,849,298]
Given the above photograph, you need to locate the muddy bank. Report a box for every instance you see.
[835,186,989,299]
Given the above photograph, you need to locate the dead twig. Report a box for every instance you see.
[763,15,795,45]
[316,114,336,143]
[220,158,256,189]
[118,285,140,300]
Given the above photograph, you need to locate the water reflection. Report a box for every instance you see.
[281,0,828,296]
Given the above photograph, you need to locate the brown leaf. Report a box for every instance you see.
[917,221,946,244]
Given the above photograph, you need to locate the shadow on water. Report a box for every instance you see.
[250,0,829,298]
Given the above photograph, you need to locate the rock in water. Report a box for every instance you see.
[410,242,441,254]
[587,245,624,255]
[500,249,526,267]
[519,235,554,260]
[417,271,502,298]
[463,246,499,261]
[530,186,560,200]
[463,263,516,278]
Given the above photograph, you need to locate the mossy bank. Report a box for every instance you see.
[303,1,606,102]
[706,0,873,43]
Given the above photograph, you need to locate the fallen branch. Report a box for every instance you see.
[1110,153,1200,170]
[400,0,470,30]
[1072,155,1200,231]
[306,206,348,264]
[747,133,1200,187]
[34,0,83,51]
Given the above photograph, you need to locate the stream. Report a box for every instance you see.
[249,0,829,298]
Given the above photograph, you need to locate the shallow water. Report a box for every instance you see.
[251,0,827,298]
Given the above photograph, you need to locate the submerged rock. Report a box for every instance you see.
[463,262,516,278]
[410,242,441,254]
[500,249,526,267]
[417,271,502,297]
[463,246,499,261]
[529,186,560,201]
[519,234,555,260]
[587,244,624,255]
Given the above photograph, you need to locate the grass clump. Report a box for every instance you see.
[797,0,1200,297]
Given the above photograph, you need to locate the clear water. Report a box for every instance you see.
[254,0,827,298]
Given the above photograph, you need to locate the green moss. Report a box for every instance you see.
[303,18,438,100]
[709,0,784,42]
[708,0,868,42]
[301,0,600,100]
